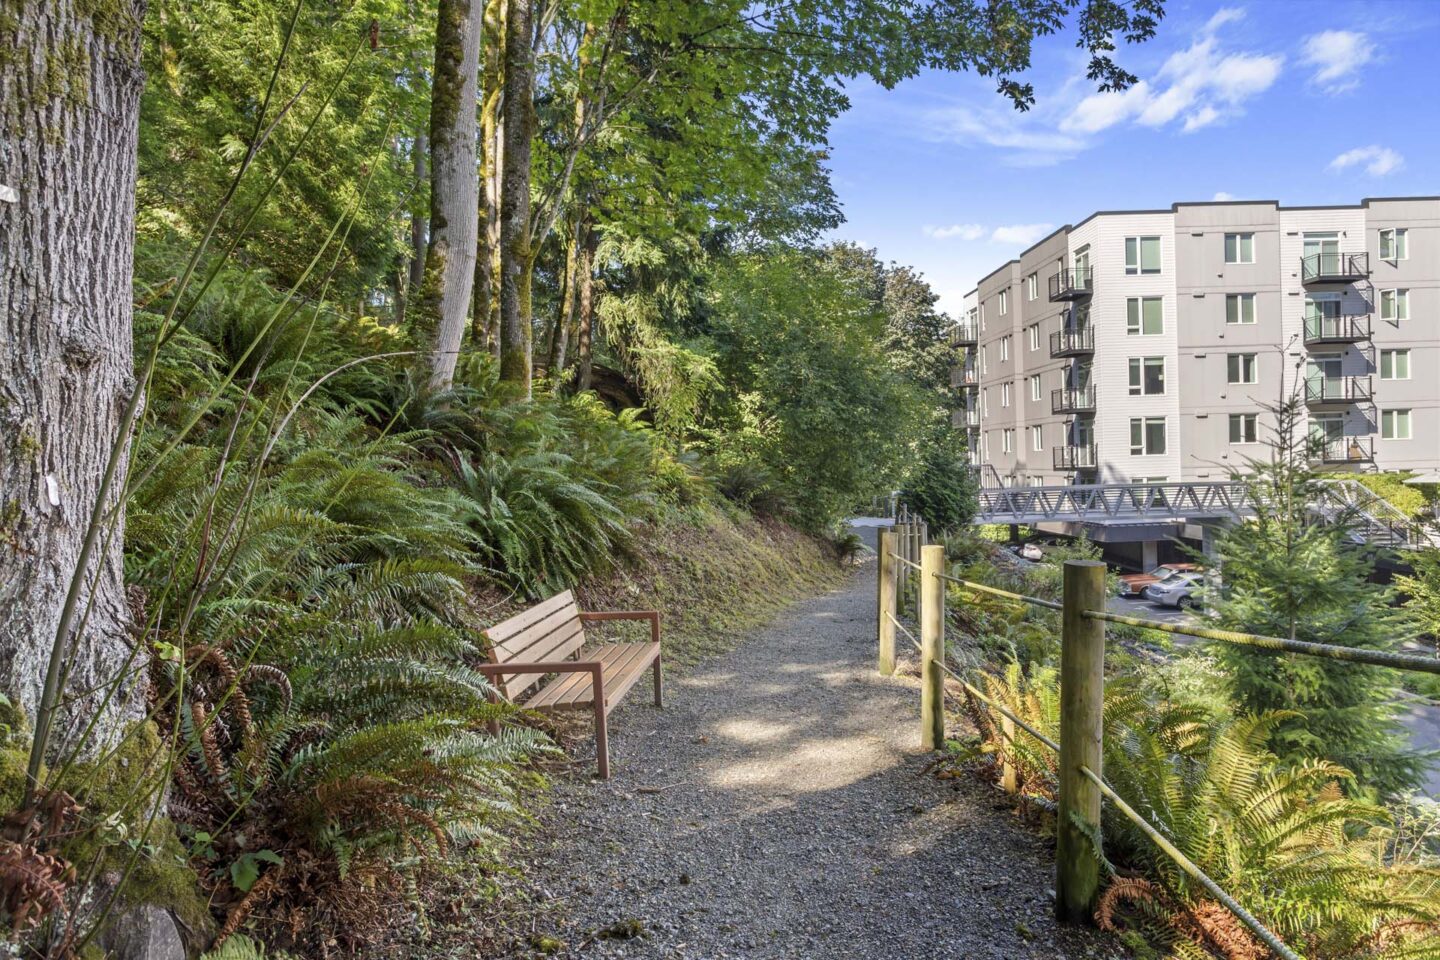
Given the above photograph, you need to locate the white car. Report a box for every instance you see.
[1141,571,1204,609]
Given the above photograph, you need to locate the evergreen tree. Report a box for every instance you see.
[901,429,978,533]
[1202,398,1424,796]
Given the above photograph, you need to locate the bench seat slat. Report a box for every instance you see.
[524,642,659,712]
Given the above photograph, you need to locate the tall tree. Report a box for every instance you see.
[423,0,483,390]
[0,1,148,749]
[497,0,535,393]
[1203,399,1422,796]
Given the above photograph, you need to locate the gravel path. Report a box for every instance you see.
[525,542,1117,960]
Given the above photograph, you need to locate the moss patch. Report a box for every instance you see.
[0,717,214,943]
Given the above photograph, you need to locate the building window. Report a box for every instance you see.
[1028,324,1040,351]
[982,432,989,460]
[1380,288,1409,321]
[1380,228,1408,261]
[1029,375,1041,401]
[1002,428,1015,453]
[979,303,986,333]
[998,289,1009,314]
[1127,357,1165,396]
[1125,236,1161,275]
[1226,353,1258,384]
[981,388,989,416]
[1000,336,1011,362]
[1380,349,1411,380]
[1026,273,1039,300]
[1229,413,1258,444]
[1126,297,1163,335]
[1225,293,1256,324]
[1129,417,1167,456]
[1001,382,1011,408]
[1031,425,1043,451]
[1382,409,1412,440]
[1224,232,1255,264]
[1028,476,1044,487]
[980,345,988,375]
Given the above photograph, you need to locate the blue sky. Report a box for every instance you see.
[824,0,1440,314]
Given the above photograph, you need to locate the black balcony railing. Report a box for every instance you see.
[1301,252,1369,284]
[1303,375,1371,404]
[1052,385,1096,414]
[1303,313,1371,345]
[951,405,980,429]
[948,321,979,346]
[951,364,979,388]
[1048,268,1094,301]
[1053,444,1097,471]
[1313,435,1374,464]
[1049,327,1095,357]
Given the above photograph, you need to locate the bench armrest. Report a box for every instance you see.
[579,610,661,645]
[478,660,604,702]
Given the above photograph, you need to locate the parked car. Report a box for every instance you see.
[1142,570,1205,609]
[1117,562,1199,598]
[1010,542,1044,561]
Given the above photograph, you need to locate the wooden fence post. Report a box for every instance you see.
[919,544,946,750]
[877,529,897,676]
[894,522,911,608]
[1056,560,1106,924]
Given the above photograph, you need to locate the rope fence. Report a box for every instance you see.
[874,519,1438,958]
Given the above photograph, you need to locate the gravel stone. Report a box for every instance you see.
[524,545,1120,959]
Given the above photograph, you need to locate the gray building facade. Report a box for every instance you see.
[953,197,1440,486]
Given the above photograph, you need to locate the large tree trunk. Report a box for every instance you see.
[575,229,599,391]
[497,0,534,395]
[422,0,482,391]
[546,215,584,375]
[0,0,148,750]
[475,0,504,357]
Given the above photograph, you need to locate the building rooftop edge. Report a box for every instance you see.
[971,195,1440,290]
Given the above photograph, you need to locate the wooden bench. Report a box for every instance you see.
[479,590,661,779]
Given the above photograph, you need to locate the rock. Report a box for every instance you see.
[98,905,185,960]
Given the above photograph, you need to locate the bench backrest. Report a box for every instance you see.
[484,590,587,699]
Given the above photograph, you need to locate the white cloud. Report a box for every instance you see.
[922,103,1086,166]
[923,223,985,241]
[991,223,1056,246]
[1301,30,1374,93]
[1329,145,1404,177]
[1062,10,1283,136]
[1212,191,1236,201]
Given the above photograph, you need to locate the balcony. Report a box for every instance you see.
[1052,385,1096,415]
[1303,375,1371,405]
[1301,252,1369,284]
[948,321,978,347]
[1049,326,1094,358]
[1303,313,1371,345]
[1313,435,1374,464]
[1053,444,1097,471]
[1049,268,1093,302]
[951,363,979,389]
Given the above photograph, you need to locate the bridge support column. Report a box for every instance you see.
[1141,539,1158,572]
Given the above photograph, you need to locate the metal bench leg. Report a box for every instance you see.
[594,698,610,779]
[653,653,663,708]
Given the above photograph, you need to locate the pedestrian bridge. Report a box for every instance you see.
[975,479,1430,550]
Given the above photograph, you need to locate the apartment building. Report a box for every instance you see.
[952,197,1440,487]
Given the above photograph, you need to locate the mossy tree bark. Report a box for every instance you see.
[474,0,504,357]
[546,214,584,375]
[0,0,148,750]
[422,0,482,391]
[575,228,599,391]
[497,0,534,396]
